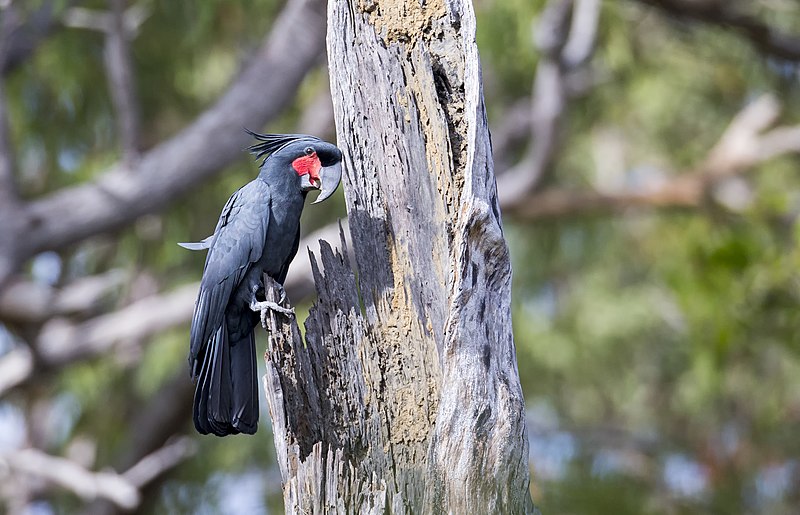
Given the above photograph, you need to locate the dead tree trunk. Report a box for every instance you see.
[262,0,537,513]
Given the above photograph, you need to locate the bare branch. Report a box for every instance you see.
[0,74,16,204]
[490,98,532,171]
[503,183,699,220]
[63,1,153,166]
[757,125,800,161]
[0,345,33,395]
[0,448,140,509]
[62,7,113,32]
[0,2,18,204]
[633,0,800,62]
[83,377,195,515]
[0,438,195,511]
[0,1,60,75]
[0,283,193,395]
[0,222,345,398]
[506,0,571,198]
[116,372,194,470]
[0,270,126,324]
[36,283,197,367]
[701,94,781,177]
[103,0,141,166]
[497,0,601,203]
[561,0,601,67]
[121,436,196,488]
[502,94,800,220]
[0,214,341,327]
[0,0,327,286]
[62,4,150,34]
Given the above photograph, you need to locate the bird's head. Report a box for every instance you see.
[246,130,343,204]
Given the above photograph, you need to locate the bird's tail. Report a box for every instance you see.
[192,319,258,436]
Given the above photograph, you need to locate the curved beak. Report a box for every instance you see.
[312,161,342,204]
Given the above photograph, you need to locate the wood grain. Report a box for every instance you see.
[263,1,536,512]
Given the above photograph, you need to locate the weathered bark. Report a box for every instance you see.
[262,0,536,513]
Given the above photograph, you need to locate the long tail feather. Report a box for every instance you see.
[229,331,258,433]
[192,320,258,436]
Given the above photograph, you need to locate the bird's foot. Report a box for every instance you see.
[250,300,295,328]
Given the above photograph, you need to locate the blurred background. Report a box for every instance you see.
[0,0,798,513]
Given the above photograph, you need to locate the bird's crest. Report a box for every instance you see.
[245,130,321,164]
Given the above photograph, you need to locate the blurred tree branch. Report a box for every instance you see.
[121,437,196,489]
[503,95,800,219]
[497,0,601,204]
[0,222,347,396]
[2,448,140,510]
[61,0,149,165]
[0,270,126,324]
[0,2,31,287]
[34,283,197,368]
[61,4,149,34]
[0,283,204,395]
[0,0,62,76]
[0,0,795,511]
[0,7,333,508]
[6,92,794,399]
[0,437,195,511]
[84,377,196,515]
[83,375,196,515]
[0,73,16,205]
[495,0,800,219]
[104,0,142,166]
[0,0,327,287]
[633,0,800,62]
[0,345,32,395]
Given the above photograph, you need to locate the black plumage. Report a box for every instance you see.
[181,131,342,436]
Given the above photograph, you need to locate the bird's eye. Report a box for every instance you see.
[304,147,314,156]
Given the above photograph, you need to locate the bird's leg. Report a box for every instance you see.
[249,282,294,329]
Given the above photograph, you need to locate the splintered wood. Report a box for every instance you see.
[262,1,537,513]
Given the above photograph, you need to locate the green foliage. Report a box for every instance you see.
[5,0,800,513]
[476,0,542,102]
[499,2,800,511]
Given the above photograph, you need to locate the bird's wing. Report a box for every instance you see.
[189,180,271,367]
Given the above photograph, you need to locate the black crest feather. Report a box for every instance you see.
[244,129,321,164]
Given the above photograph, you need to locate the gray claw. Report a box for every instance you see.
[274,284,288,305]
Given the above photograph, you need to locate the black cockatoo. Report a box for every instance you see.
[179,131,342,436]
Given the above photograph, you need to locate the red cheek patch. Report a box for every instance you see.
[292,153,321,185]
